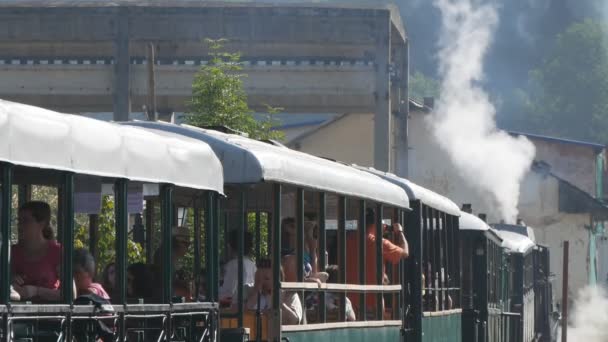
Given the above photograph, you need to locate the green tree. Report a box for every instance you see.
[186,39,284,141]
[409,71,440,103]
[522,19,608,142]
[74,196,145,274]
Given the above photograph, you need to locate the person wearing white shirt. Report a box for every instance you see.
[219,229,257,303]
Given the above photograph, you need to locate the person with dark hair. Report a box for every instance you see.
[219,229,256,304]
[11,201,66,301]
[73,248,109,299]
[346,208,409,318]
[127,263,154,300]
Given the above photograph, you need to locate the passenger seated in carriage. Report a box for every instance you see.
[73,248,110,299]
[281,218,328,286]
[219,229,257,306]
[325,265,356,321]
[11,201,75,301]
[245,258,303,325]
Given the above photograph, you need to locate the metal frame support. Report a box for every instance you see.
[296,189,305,283]
[160,184,174,303]
[115,179,128,304]
[376,203,384,319]
[358,199,367,321]
[318,192,327,323]
[0,164,12,304]
[194,194,202,301]
[407,202,423,342]
[238,187,247,326]
[214,194,221,302]
[205,192,215,302]
[338,196,347,322]
[61,172,74,304]
[272,183,282,341]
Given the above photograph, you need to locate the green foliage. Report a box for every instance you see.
[522,19,608,143]
[409,71,440,103]
[73,196,145,274]
[186,39,285,141]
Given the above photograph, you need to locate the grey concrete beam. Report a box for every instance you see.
[0,63,375,114]
[113,8,130,121]
[373,18,391,173]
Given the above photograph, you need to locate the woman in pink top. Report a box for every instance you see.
[73,248,110,299]
[11,201,64,301]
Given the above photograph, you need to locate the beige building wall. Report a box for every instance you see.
[290,114,374,167]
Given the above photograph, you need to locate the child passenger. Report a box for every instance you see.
[73,248,110,299]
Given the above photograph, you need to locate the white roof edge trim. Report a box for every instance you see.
[123,121,410,209]
[459,211,491,231]
[0,100,224,193]
[494,229,535,254]
[356,167,460,216]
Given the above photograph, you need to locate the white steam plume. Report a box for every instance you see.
[431,0,535,222]
[561,285,608,341]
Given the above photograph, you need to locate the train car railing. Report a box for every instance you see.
[501,311,522,342]
[0,302,218,342]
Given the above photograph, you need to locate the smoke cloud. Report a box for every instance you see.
[430,0,536,222]
[562,285,608,341]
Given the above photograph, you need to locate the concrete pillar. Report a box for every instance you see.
[113,8,131,121]
[393,39,409,178]
[373,18,392,172]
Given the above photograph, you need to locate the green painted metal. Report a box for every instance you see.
[422,313,462,342]
[238,188,246,326]
[358,199,366,321]
[61,172,74,303]
[114,179,128,304]
[255,210,261,260]
[283,325,401,342]
[194,195,202,301]
[406,201,423,342]
[272,183,282,341]
[338,196,347,322]
[214,194,221,301]
[297,188,305,283]
[0,164,12,304]
[205,191,215,302]
[318,192,327,323]
[160,184,174,303]
[376,203,383,319]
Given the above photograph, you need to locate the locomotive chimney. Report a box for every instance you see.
[461,203,472,213]
[478,213,487,222]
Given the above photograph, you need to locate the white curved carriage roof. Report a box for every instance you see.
[355,167,460,216]
[0,100,224,193]
[459,211,491,231]
[123,122,410,209]
[494,229,535,254]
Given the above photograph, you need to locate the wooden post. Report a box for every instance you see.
[561,241,569,342]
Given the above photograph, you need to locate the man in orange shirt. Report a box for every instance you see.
[346,209,409,318]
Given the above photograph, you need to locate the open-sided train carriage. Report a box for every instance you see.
[459,208,521,342]
[0,100,225,342]
[356,168,462,342]
[124,121,412,342]
[492,224,542,342]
